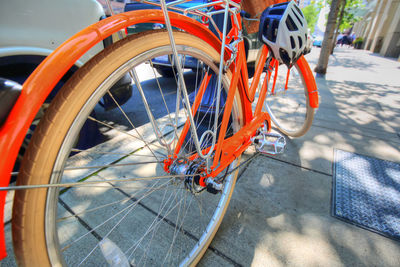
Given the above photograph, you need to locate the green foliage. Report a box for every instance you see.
[301,1,320,34]
[302,0,365,34]
[354,36,364,44]
[339,0,365,32]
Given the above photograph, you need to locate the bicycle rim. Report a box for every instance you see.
[13,31,242,266]
[264,61,314,137]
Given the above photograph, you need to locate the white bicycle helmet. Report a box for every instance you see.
[259,1,308,67]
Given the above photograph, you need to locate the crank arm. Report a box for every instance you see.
[210,112,271,178]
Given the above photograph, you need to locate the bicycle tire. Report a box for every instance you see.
[12,30,243,266]
[264,57,315,137]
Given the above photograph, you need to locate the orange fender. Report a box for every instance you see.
[0,9,222,260]
[297,55,319,108]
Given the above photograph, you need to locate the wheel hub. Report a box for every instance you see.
[169,159,205,193]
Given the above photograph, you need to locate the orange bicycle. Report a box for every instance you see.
[0,0,318,265]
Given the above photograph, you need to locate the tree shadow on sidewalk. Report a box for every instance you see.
[201,73,400,266]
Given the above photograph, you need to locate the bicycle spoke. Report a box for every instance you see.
[87,115,167,155]
[164,190,195,264]
[15,30,242,266]
[71,148,158,157]
[64,161,162,171]
[62,179,171,254]
[96,90,169,161]
[128,186,184,263]
[149,60,180,142]
[130,69,173,156]
[2,174,195,191]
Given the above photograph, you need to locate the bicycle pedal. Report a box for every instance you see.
[251,131,286,155]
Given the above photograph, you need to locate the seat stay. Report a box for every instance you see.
[173,74,212,157]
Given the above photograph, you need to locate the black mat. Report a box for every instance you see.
[332,149,400,241]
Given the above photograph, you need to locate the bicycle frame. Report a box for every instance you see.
[0,9,223,260]
[166,13,274,180]
[165,6,318,183]
[0,1,318,259]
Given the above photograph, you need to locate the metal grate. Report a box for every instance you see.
[332,149,400,241]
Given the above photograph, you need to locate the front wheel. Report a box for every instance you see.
[264,56,315,137]
[12,30,243,266]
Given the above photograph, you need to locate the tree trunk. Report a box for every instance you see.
[331,0,346,54]
[314,0,343,75]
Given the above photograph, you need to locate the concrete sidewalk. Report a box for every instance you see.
[2,47,400,266]
[199,47,400,266]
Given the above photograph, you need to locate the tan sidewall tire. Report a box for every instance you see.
[12,30,243,266]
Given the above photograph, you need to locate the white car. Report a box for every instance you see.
[0,0,132,173]
[0,0,106,83]
[0,0,132,111]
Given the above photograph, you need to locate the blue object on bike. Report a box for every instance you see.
[189,75,227,114]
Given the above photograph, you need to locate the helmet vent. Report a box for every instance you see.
[269,19,279,42]
[270,8,285,15]
[262,18,269,41]
[298,36,303,48]
[286,16,298,31]
[279,48,291,66]
[294,4,304,18]
[290,36,296,49]
[293,11,303,26]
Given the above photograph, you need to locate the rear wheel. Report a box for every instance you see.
[13,31,243,266]
[264,57,315,137]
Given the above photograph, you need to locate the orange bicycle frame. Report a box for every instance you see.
[0,9,234,260]
[168,11,318,180]
[0,5,319,259]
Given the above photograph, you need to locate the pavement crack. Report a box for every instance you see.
[113,185,243,266]
[207,245,244,267]
[260,154,332,177]
[58,198,103,242]
[236,152,260,183]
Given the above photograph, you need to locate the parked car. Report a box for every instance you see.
[313,35,323,47]
[0,0,132,174]
[0,0,133,107]
[0,0,103,84]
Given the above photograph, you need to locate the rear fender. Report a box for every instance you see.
[297,55,319,108]
[0,9,222,260]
